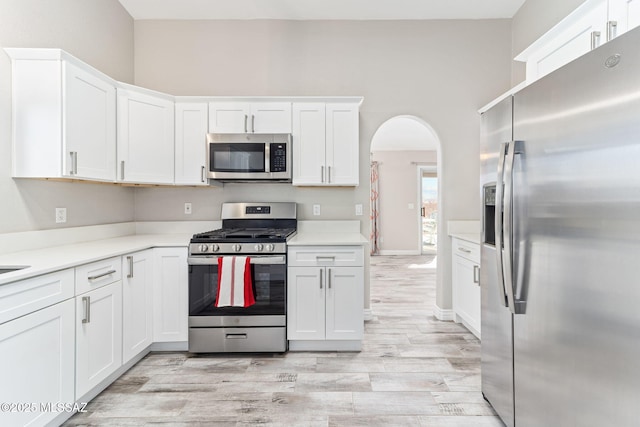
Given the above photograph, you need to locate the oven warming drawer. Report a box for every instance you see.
[189,326,286,353]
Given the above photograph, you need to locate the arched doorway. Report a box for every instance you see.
[369,115,442,259]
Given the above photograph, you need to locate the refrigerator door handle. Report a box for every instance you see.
[503,140,526,315]
[495,142,509,307]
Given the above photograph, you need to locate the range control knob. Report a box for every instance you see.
[211,244,220,252]
[254,244,264,252]
[265,244,275,252]
[199,244,209,253]
[232,244,242,252]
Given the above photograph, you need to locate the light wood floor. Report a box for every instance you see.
[64,255,502,426]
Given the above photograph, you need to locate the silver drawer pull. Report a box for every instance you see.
[316,256,336,261]
[82,296,91,324]
[225,334,247,340]
[457,247,472,253]
[87,269,117,281]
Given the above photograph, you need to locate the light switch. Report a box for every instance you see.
[355,204,363,216]
[408,203,415,209]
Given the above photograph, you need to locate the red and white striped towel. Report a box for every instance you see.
[215,256,255,308]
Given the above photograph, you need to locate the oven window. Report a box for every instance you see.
[209,143,265,173]
[189,262,285,316]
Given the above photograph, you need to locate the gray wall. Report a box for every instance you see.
[0,0,135,233]
[511,0,587,83]
[133,19,512,310]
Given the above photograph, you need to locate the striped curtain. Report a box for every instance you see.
[370,161,380,255]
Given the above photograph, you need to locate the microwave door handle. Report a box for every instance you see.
[265,144,271,173]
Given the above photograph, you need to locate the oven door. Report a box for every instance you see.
[188,255,286,321]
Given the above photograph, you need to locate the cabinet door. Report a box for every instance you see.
[153,248,188,343]
[117,88,175,184]
[63,61,116,181]
[292,103,326,185]
[251,102,292,133]
[208,102,251,133]
[175,102,208,185]
[287,267,325,340]
[609,0,640,37]
[452,254,481,337]
[0,300,74,427]
[122,250,153,363]
[525,0,607,82]
[325,267,364,340]
[76,281,123,398]
[325,103,359,186]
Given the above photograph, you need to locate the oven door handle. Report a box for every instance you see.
[188,256,286,265]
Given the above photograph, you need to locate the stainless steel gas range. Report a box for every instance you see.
[187,202,296,353]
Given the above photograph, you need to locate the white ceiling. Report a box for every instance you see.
[118,0,526,21]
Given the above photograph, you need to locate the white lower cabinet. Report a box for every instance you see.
[75,281,123,398]
[287,246,364,350]
[122,250,154,363]
[452,238,481,338]
[0,299,75,427]
[153,247,188,344]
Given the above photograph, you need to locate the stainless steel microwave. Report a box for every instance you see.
[206,133,292,182]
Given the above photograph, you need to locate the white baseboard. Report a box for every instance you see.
[433,304,455,321]
[378,250,421,256]
[363,308,373,321]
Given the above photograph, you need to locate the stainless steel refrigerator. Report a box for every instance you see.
[480,25,640,427]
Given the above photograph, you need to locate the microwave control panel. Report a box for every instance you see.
[270,143,287,172]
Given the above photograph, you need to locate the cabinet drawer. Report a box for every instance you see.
[75,256,122,295]
[452,238,480,263]
[0,269,75,325]
[288,246,364,267]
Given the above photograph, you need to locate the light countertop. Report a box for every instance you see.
[0,233,191,286]
[288,232,368,246]
[449,233,481,245]
[289,220,368,246]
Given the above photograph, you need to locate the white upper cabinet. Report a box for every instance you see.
[6,49,117,182]
[209,102,292,133]
[117,85,175,184]
[609,0,640,36]
[516,0,640,84]
[175,102,208,185]
[292,102,360,186]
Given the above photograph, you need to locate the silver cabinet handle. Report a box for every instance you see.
[319,268,323,289]
[607,20,618,41]
[201,166,206,183]
[328,166,332,183]
[244,114,248,133]
[328,268,332,289]
[70,151,78,175]
[458,247,472,254]
[226,333,247,339]
[127,256,133,278]
[316,256,336,262]
[82,296,91,324]
[87,269,117,281]
[590,31,601,50]
[473,265,480,284]
[251,114,255,133]
[321,166,325,183]
[120,160,125,181]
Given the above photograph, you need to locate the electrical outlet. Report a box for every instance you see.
[184,202,192,215]
[313,204,321,216]
[408,203,415,209]
[355,204,363,216]
[55,207,67,223]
